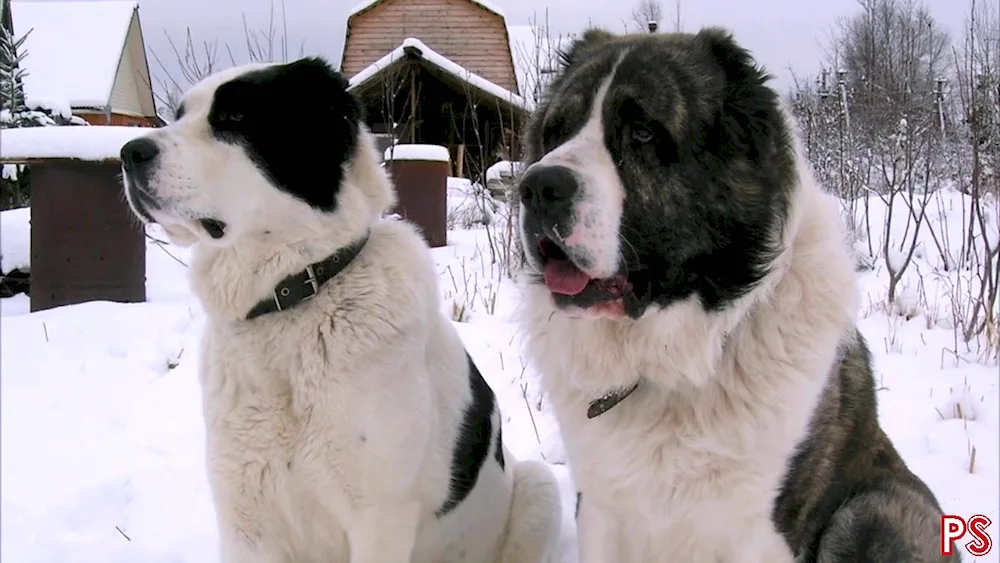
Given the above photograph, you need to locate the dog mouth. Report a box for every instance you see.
[198,218,227,239]
[124,180,160,221]
[537,237,630,304]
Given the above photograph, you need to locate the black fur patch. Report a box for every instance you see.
[557,28,617,69]
[207,57,363,212]
[522,28,795,315]
[772,332,949,561]
[436,354,497,517]
[494,425,505,470]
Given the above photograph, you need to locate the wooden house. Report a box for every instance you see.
[8,1,161,127]
[342,0,527,179]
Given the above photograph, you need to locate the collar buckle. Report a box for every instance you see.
[304,265,320,298]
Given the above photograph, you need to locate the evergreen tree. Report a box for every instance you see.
[0,25,78,127]
[0,23,86,209]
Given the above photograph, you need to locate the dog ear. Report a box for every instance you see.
[694,27,778,162]
[334,70,366,125]
[558,28,616,69]
[694,27,761,84]
[283,57,366,124]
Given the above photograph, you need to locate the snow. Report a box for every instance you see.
[347,0,504,20]
[0,126,153,161]
[1,187,998,561]
[486,159,524,181]
[348,38,528,112]
[384,144,451,162]
[26,97,74,121]
[1,207,31,272]
[2,164,20,181]
[506,24,538,98]
[10,1,137,108]
[447,176,503,228]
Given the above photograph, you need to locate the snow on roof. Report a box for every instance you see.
[348,37,527,112]
[10,1,138,108]
[0,126,154,162]
[506,23,571,105]
[384,144,451,162]
[347,0,504,20]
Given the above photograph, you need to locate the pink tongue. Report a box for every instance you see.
[544,258,591,295]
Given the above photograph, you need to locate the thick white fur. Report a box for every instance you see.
[518,112,860,562]
[122,63,561,563]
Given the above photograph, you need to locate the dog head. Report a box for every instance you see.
[518,28,796,319]
[120,57,391,249]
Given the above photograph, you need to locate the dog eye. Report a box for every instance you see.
[219,111,244,123]
[631,125,653,143]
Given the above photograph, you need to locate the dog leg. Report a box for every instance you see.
[346,500,422,563]
[814,488,948,563]
[576,495,621,563]
[497,460,563,563]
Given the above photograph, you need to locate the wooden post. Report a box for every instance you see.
[448,117,457,176]
[456,144,466,179]
[409,68,417,144]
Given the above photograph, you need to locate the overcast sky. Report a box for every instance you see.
[28,0,975,98]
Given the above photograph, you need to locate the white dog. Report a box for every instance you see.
[119,57,561,563]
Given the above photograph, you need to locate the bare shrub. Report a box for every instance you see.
[789,0,999,363]
[148,0,304,117]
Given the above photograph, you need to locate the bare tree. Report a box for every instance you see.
[147,0,304,117]
[790,0,999,361]
[947,0,1000,359]
[631,0,663,33]
[509,10,564,107]
[847,0,951,305]
[838,0,950,143]
[667,0,683,32]
[875,113,938,305]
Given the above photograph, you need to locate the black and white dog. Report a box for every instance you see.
[120,58,561,563]
[517,28,952,562]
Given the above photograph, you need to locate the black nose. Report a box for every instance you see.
[120,138,160,172]
[518,165,579,212]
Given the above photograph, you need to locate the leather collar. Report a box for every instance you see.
[245,233,369,320]
[587,378,642,419]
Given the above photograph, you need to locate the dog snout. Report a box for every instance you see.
[120,137,160,175]
[519,165,579,215]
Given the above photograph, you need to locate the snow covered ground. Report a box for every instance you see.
[1,186,997,562]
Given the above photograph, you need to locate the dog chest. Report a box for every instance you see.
[200,338,436,540]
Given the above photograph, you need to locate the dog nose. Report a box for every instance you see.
[120,138,160,172]
[518,165,578,212]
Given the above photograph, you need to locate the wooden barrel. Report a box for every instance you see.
[384,144,449,248]
[29,159,146,312]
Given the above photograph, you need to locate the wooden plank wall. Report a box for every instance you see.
[76,112,160,127]
[343,0,517,93]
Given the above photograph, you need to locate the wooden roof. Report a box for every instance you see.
[346,0,506,21]
[341,0,519,94]
[347,37,527,116]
